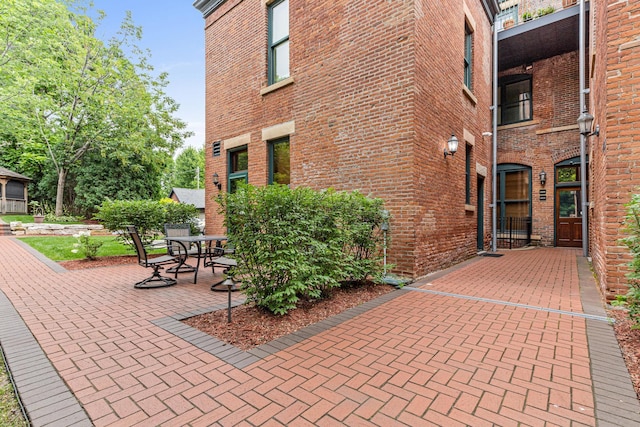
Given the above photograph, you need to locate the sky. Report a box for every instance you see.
[89,1,206,153]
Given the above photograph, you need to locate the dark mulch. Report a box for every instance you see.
[59,255,138,270]
[183,282,395,351]
[608,308,640,399]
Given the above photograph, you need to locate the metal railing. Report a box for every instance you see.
[497,216,532,249]
[497,0,574,31]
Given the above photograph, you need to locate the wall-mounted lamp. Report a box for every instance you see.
[212,172,222,190]
[539,170,547,187]
[444,134,459,159]
[577,110,600,137]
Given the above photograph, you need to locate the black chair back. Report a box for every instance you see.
[126,225,148,266]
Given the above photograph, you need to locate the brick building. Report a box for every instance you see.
[589,0,640,298]
[495,1,585,250]
[194,0,500,278]
[494,0,639,299]
[194,0,640,293]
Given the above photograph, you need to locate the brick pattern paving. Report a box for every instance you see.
[0,238,638,426]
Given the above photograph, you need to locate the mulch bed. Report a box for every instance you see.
[183,282,395,351]
[59,255,138,270]
[58,256,395,351]
[608,308,640,399]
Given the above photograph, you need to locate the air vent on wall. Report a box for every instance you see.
[212,141,221,157]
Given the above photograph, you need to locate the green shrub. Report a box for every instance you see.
[94,199,199,246]
[71,231,103,260]
[44,213,80,223]
[218,184,386,315]
[613,192,640,328]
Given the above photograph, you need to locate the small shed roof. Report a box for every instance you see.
[0,166,31,181]
[169,188,205,209]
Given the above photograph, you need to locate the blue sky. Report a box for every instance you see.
[90,1,205,152]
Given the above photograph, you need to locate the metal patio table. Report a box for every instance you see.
[164,235,227,284]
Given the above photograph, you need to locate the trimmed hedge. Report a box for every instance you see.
[218,184,387,315]
[95,199,199,246]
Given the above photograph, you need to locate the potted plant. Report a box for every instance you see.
[29,201,45,223]
[537,6,555,17]
[522,11,533,21]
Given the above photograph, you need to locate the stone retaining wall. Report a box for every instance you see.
[10,223,109,236]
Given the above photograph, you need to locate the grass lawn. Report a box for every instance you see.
[0,352,27,427]
[17,235,142,261]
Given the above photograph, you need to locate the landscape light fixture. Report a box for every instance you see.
[539,170,547,186]
[444,134,459,158]
[212,172,222,190]
[577,110,599,137]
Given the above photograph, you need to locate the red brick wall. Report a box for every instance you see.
[413,0,494,273]
[590,0,640,298]
[497,51,581,246]
[201,0,495,278]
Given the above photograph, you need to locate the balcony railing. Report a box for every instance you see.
[498,0,578,31]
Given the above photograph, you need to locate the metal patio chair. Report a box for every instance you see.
[164,223,199,274]
[126,225,179,289]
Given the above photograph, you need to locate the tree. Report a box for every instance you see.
[171,147,205,190]
[0,0,53,178]
[73,148,167,215]
[0,0,192,215]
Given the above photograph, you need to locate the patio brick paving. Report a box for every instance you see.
[1,237,640,426]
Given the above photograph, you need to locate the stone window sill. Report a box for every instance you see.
[260,77,294,96]
[462,85,477,106]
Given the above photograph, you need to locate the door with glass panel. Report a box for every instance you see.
[556,187,582,247]
[555,160,584,247]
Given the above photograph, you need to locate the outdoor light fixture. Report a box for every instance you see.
[577,110,600,137]
[539,170,547,186]
[444,134,459,158]
[212,172,222,190]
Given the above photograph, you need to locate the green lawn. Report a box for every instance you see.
[1,215,35,223]
[0,352,27,427]
[17,235,140,261]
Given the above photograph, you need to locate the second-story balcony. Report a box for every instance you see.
[497,0,581,31]
[497,0,589,72]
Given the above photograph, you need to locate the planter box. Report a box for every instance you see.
[563,0,577,8]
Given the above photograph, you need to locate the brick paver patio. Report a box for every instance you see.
[1,237,639,426]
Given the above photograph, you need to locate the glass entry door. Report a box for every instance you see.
[556,187,582,247]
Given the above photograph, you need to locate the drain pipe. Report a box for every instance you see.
[491,20,498,253]
[579,0,589,257]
